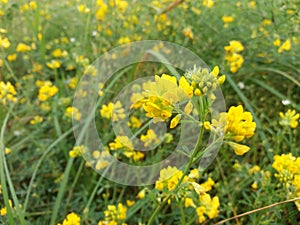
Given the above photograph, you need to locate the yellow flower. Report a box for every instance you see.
[68,77,78,89]
[0,35,10,48]
[110,0,128,12]
[202,0,214,8]
[46,60,61,69]
[38,82,58,101]
[103,203,127,222]
[183,27,194,39]
[100,101,126,122]
[279,109,299,128]
[140,129,160,147]
[185,198,196,208]
[251,181,258,189]
[126,200,135,207]
[222,16,234,27]
[57,212,80,225]
[29,1,37,10]
[132,74,191,121]
[69,145,86,158]
[170,114,181,129]
[224,40,244,53]
[65,107,81,121]
[118,37,131,45]
[127,116,142,128]
[278,39,291,53]
[77,4,90,13]
[0,81,17,105]
[16,43,31,52]
[273,38,281,47]
[155,166,184,191]
[227,141,250,156]
[5,148,11,155]
[52,48,68,58]
[197,193,220,222]
[205,105,256,155]
[262,19,272,26]
[30,116,43,125]
[7,54,17,61]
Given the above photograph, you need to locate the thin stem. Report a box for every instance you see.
[214,197,300,225]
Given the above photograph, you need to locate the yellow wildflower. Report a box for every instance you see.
[140,129,160,147]
[100,101,126,122]
[203,0,214,8]
[38,82,58,101]
[155,166,184,191]
[16,43,31,52]
[0,35,10,48]
[30,116,43,125]
[65,107,81,121]
[0,81,17,105]
[222,16,234,28]
[69,145,86,158]
[183,27,194,39]
[279,109,299,128]
[278,39,291,53]
[46,60,61,69]
[57,212,80,225]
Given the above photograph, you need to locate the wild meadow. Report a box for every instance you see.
[0,0,300,224]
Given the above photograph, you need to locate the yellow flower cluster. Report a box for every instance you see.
[275,39,291,53]
[0,34,10,48]
[92,149,111,170]
[100,101,126,122]
[46,59,61,69]
[30,115,43,125]
[69,145,86,158]
[202,0,214,8]
[131,74,192,125]
[96,0,108,21]
[279,109,299,128]
[109,136,144,161]
[38,81,58,101]
[272,153,300,211]
[155,166,220,223]
[0,81,17,105]
[65,106,81,121]
[0,200,12,216]
[109,0,128,13]
[57,212,80,225]
[16,42,31,52]
[98,203,127,225]
[222,16,234,28]
[224,40,244,73]
[140,129,160,147]
[184,66,226,100]
[205,105,256,155]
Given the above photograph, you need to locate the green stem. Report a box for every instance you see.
[0,108,15,224]
[147,97,207,225]
[49,158,74,225]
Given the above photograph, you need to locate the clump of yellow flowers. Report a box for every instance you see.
[37,81,58,101]
[272,153,300,211]
[98,203,127,225]
[205,105,256,155]
[279,109,299,129]
[57,212,80,225]
[0,81,17,105]
[155,166,220,223]
[224,40,244,73]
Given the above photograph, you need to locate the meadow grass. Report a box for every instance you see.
[0,0,299,224]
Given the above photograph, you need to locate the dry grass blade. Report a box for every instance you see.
[214,197,300,225]
[160,0,185,14]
